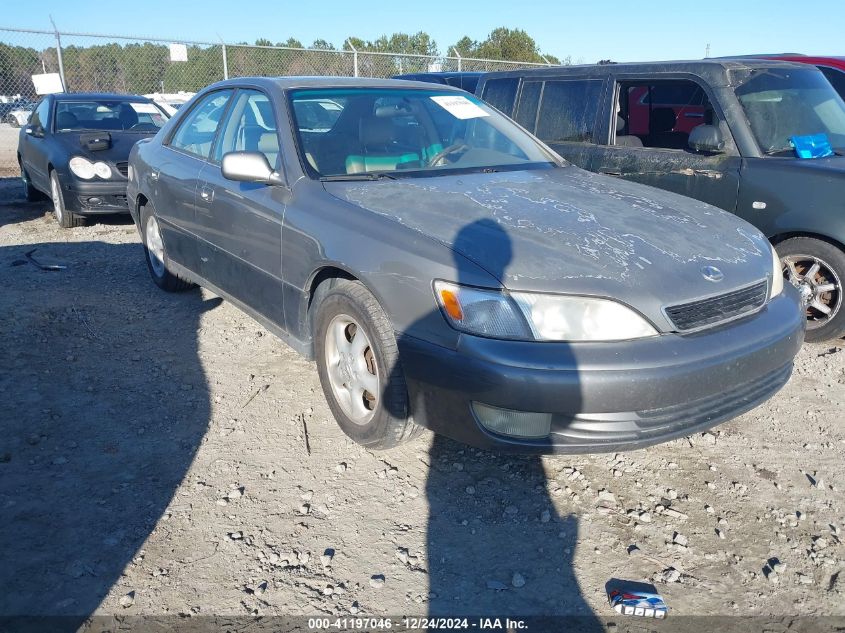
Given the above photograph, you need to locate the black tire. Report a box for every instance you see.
[314,279,421,449]
[20,164,42,202]
[50,170,83,228]
[140,204,195,292]
[777,237,845,343]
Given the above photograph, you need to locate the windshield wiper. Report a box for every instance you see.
[320,172,397,182]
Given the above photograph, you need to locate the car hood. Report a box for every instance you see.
[52,130,157,163]
[324,166,774,322]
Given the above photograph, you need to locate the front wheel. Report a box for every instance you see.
[777,237,845,343]
[314,280,421,449]
[50,171,83,228]
[141,205,194,292]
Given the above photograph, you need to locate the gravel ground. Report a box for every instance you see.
[1,177,844,628]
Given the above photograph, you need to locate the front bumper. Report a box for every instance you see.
[60,178,130,214]
[398,288,804,454]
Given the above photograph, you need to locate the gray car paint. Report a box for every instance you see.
[127,76,803,452]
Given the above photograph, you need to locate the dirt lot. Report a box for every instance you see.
[1,177,845,629]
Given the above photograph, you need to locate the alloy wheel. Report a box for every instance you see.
[145,214,167,278]
[323,314,379,424]
[783,254,842,329]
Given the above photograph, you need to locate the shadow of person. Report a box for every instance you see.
[0,240,214,631]
[414,220,601,627]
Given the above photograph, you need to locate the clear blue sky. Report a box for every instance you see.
[4,0,844,62]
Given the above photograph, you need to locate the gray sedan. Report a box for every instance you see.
[127,77,804,453]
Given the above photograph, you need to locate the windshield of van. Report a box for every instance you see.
[288,88,561,179]
[735,68,845,155]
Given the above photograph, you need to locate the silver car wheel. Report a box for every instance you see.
[783,254,842,329]
[50,175,63,223]
[324,313,379,424]
[145,214,167,279]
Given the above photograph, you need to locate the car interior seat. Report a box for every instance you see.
[118,106,139,130]
[615,115,644,147]
[646,107,689,150]
[55,111,78,130]
[345,116,420,173]
[257,132,280,169]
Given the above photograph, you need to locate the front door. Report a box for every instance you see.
[20,98,51,190]
[195,88,287,329]
[591,78,742,212]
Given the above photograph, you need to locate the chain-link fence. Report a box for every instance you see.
[0,26,551,176]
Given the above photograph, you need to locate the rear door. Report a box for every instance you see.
[195,88,287,328]
[519,78,606,170]
[590,75,742,212]
[155,89,233,273]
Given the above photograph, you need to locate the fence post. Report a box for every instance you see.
[49,16,66,90]
[219,36,229,80]
[452,48,462,72]
[541,55,552,67]
[346,40,358,77]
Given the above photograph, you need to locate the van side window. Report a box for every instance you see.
[514,82,542,132]
[481,78,519,115]
[535,80,602,143]
[616,80,714,151]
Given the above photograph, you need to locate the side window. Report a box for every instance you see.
[168,90,233,159]
[30,99,50,129]
[481,78,519,115]
[514,81,542,132]
[213,89,279,167]
[618,80,714,151]
[819,66,845,101]
[535,80,602,143]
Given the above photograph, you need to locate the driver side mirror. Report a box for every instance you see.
[221,151,284,186]
[688,125,724,154]
[25,125,44,138]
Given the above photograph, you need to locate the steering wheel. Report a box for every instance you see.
[427,142,470,167]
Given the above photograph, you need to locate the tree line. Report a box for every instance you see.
[0,28,568,97]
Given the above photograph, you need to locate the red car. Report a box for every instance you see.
[762,55,845,99]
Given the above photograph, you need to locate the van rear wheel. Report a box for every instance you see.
[777,237,845,343]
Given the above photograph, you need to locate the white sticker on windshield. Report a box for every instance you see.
[130,102,160,114]
[430,95,490,120]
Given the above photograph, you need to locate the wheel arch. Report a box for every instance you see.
[770,231,845,253]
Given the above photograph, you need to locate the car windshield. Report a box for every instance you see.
[54,99,169,133]
[288,88,560,179]
[735,67,845,155]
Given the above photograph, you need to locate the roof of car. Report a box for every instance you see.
[207,76,468,91]
[50,92,153,102]
[479,58,811,84]
[394,71,484,78]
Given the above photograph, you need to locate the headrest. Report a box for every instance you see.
[359,116,393,147]
[258,132,279,154]
[616,115,626,133]
[649,107,677,133]
[55,111,78,129]
[118,106,138,127]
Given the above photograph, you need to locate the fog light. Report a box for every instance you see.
[472,402,552,439]
[86,197,102,205]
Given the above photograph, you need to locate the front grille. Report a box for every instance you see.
[115,162,129,177]
[666,280,768,331]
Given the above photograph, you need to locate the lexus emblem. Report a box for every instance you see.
[701,265,724,282]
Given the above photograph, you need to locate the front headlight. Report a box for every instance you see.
[770,245,784,298]
[68,156,112,180]
[434,280,658,342]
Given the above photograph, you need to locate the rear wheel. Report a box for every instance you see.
[50,171,83,228]
[314,280,421,449]
[141,204,194,292]
[777,237,845,343]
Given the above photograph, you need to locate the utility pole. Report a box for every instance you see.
[705,43,711,58]
[49,15,66,90]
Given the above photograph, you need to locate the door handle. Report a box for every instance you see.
[149,170,159,181]
[199,186,214,203]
